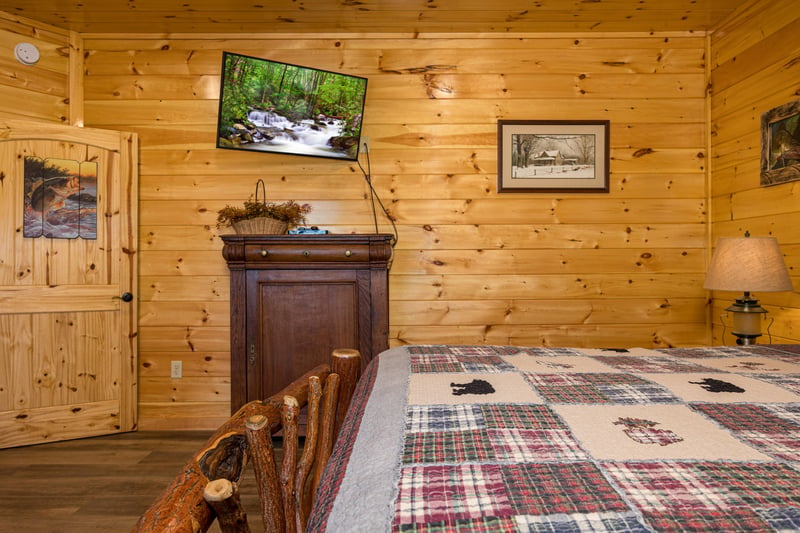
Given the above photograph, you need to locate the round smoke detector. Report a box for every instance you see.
[14,42,40,65]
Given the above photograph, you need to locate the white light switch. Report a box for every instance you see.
[14,43,40,65]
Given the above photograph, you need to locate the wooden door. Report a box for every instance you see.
[0,118,138,448]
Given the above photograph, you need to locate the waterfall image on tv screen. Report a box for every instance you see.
[216,51,368,161]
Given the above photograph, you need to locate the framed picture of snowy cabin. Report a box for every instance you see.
[497,120,609,193]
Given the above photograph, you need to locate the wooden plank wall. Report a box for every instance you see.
[2,3,797,432]
[74,32,709,428]
[709,0,800,344]
[0,13,70,123]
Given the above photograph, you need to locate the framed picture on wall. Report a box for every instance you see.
[761,99,800,186]
[497,120,610,193]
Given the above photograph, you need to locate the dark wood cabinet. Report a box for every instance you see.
[221,234,392,412]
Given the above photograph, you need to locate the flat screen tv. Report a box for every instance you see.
[216,51,368,161]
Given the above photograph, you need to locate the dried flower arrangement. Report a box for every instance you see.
[216,179,312,234]
[216,199,312,227]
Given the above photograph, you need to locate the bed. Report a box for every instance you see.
[309,344,800,532]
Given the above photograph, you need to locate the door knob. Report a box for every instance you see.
[120,292,134,302]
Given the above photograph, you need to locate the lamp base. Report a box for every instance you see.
[733,334,760,346]
[726,293,767,345]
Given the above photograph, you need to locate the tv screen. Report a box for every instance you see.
[216,51,368,161]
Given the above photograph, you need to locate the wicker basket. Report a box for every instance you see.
[232,217,288,235]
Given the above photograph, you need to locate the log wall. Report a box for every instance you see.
[76,32,709,428]
[0,0,795,430]
[0,13,70,123]
[708,0,800,344]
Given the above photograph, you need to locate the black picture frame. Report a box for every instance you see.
[216,51,368,161]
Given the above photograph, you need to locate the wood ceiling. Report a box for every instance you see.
[0,0,753,35]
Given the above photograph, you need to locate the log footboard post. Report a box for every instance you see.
[244,414,285,533]
[312,372,340,495]
[280,395,300,530]
[330,348,362,438]
[203,479,251,533]
[294,376,323,532]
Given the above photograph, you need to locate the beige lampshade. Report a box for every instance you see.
[703,236,793,292]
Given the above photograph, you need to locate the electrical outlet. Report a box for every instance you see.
[170,360,182,379]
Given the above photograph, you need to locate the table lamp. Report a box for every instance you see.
[703,232,793,345]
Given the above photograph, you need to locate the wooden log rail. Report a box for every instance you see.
[133,349,361,533]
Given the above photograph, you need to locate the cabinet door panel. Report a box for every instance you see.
[247,270,361,399]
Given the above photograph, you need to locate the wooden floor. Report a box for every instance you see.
[0,430,265,533]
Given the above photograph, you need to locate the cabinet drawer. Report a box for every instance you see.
[244,243,370,262]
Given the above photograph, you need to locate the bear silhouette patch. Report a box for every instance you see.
[689,377,745,393]
[450,379,495,396]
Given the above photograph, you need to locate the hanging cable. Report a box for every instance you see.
[362,149,379,235]
[357,142,398,248]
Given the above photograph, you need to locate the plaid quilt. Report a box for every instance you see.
[310,344,800,532]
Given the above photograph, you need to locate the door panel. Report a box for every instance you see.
[0,118,138,448]
[258,280,359,398]
[246,268,363,402]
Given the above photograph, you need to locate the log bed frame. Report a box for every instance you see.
[133,348,362,533]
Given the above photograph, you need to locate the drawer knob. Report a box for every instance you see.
[344,250,352,257]
[303,250,311,257]
[260,249,268,257]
